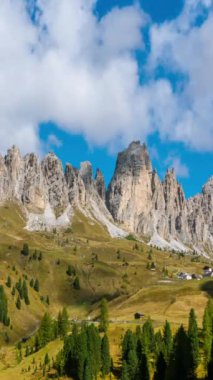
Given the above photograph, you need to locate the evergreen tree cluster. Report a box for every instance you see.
[29,278,40,292]
[32,250,43,261]
[15,278,30,306]
[0,285,10,326]
[32,308,70,352]
[120,302,213,380]
[55,324,111,380]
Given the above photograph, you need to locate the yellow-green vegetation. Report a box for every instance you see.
[0,202,212,379]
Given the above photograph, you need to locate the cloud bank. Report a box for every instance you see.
[0,0,212,154]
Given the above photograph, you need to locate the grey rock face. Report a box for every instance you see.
[0,146,115,233]
[41,153,69,215]
[0,143,212,252]
[107,141,213,251]
[95,169,106,200]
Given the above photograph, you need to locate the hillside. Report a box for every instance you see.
[0,202,212,378]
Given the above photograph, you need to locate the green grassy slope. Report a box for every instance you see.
[0,202,212,379]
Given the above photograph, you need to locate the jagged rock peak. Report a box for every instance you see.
[79,161,93,189]
[113,141,152,178]
[202,176,213,194]
[95,168,106,200]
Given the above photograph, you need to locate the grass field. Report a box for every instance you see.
[0,202,212,379]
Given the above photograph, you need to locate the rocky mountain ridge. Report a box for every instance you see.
[0,143,212,254]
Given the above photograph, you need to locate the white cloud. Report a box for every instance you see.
[47,134,63,148]
[0,0,212,155]
[165,155,189,178]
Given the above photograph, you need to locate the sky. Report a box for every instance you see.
[0,0,213,198]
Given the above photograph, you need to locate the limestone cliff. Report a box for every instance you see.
[0,143,212,253]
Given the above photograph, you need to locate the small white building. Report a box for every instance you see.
[177,272,192,280]
[203,267,213,277]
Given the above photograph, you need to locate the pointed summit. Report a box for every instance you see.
[113,141,152,179]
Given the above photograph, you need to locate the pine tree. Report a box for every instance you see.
[21,243,29,256]
[121,360,130,380]
[16,296,21,310]
[11,286,15,296]
[139,353,150,380]
[22,280,30,305]
[122,330,136,361]
[188,308,199,375]
[66,264,76,276]
[16,278,23,299]
[37,313,53,348]
[99,298,109,333]
[38,252,43,261]
[30,278,34,288]
[83,358,92,380]
[142,317,155,355]
[153,351,167,380]
[203,300,213,364]
[207,340,213,380]
[0,286,9,325]
[73,276,80,290]
[155,331,163,358]
[167,325,191,380]
[58,307,69,337]
[44,353,50,366]
[162,320,173,363]
[101,334,111,377]
[126,349,138,380]
[34,278,40,292]
[6,275,11,288]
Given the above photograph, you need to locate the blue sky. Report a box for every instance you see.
[40,0,212,198]
[0,0,213,198]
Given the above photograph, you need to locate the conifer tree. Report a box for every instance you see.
[188,308,199,374]
[142,317,155,355]
[99,298,109,333]
[21,243,29,256]
[155,331,163,358]
[0,286,9,325]
[83,358,92,380]
[44,353,50,366]
[203,300,213,364]
[153,351,167,380]
[167,325,190,380]
[73,276,80,290]
[162,320,173,363]
[139,353,150,380]
[22,280,30,305]
[16,296,21,310]
[6,275,11,288]
[37,313,53,348]
[207,341,213,380]
[58,307,69,337]
[101,334,111,377]
[34,278,40,292]
[121,360,130,380]
[126,349,138,380]
[122,330,136,361]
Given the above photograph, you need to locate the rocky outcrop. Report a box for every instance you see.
[107,141,213,252]
[95,169,106,201]
[0,146,126,237]
[0,143,212,253]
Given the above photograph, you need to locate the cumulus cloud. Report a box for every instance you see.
[47,134,63,148]
[165,155,189,178]
[0,0,212,154]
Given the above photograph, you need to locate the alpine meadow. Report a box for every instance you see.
[0,1,213,380]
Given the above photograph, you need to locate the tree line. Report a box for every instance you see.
[17,298,213,379]
[120,300,213,380]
